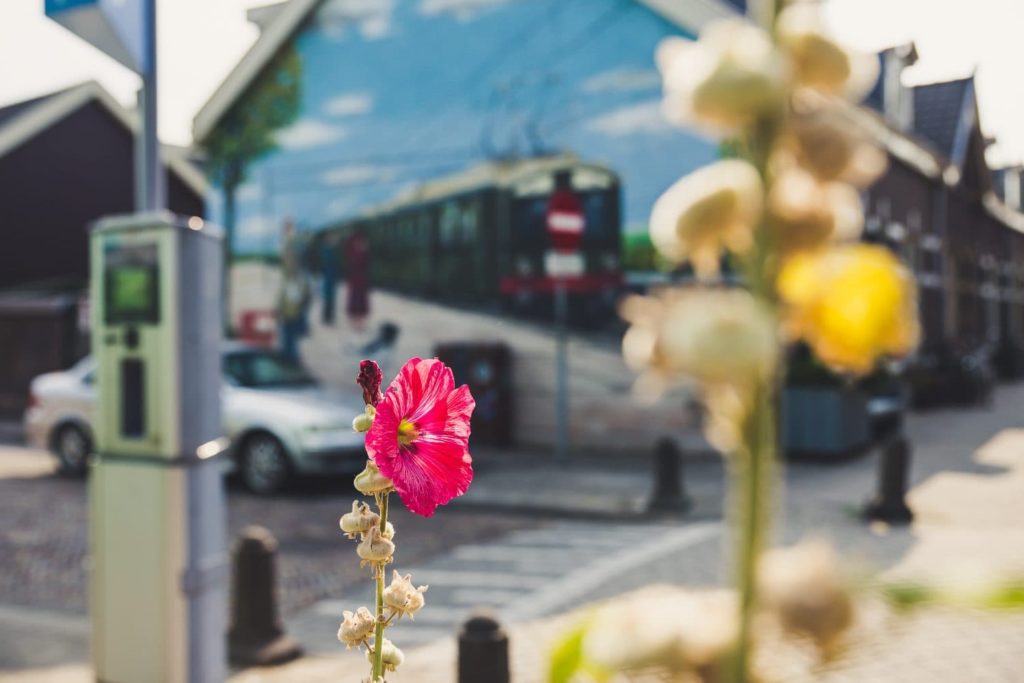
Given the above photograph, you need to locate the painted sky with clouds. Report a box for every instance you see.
[209,0,718,253]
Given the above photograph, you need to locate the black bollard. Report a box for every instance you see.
[228,526,303,667]
[647,438,693,515]
[863,436,914,525]
[458,611,509,683]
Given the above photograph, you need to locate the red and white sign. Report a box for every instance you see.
[546,189,585,253]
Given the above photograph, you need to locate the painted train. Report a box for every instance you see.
[312,155,624,328]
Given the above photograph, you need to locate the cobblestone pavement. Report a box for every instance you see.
[0,448,544,617]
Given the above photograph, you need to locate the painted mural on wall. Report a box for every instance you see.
[204,0,720,255]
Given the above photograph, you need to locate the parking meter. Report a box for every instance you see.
[89,212,227,682]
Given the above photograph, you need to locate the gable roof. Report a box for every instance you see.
[912,77,974,163]
[0,81,208,197]
[192,0,739,143]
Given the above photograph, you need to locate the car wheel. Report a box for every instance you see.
[240,433,292,495]
[55,424,92,477]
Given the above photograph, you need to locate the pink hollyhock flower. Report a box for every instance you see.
[365,358,475,517]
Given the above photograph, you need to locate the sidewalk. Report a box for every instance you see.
[3,383,1023,681]
[234,383,1024,682]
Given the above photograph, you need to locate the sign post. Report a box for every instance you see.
[546,172,585,463]
[45,0,164,211]
[46,3,224,681]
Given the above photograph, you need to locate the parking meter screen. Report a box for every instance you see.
[104,243,160,324]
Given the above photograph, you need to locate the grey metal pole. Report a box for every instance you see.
[554,280,569,462]
[135,0,164,212]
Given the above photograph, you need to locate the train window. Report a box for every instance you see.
[512,197,549,245]
[582,193,610,241]
[440,202,460,245]
[461,203,479,242]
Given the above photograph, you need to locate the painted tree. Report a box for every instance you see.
[204,41,302,314]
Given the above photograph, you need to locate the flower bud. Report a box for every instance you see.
[354,460,393,495]
[767,168,864,255]
[782,111,887,187]
[357,359,383,406]
[758,539,854,656]
[622,289,778,392]
[366,638,404,672]
[357,525,395,564]
[352,411,374,433]
[582,589,737,676]
[337,606,375,649]
[649,160,763,278]
[381,521,395,540]
[658,19,786,133]
[339,500,380,539]
[384,570,428,619]
[776,1,879,100]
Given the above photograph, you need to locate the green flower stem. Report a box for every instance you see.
[729,378,778,683]
[372,492,391,681]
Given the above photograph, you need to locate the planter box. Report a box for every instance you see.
[782,387,870,458]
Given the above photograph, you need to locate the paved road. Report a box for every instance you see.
[291,519,723,654]
[0,446,543,634]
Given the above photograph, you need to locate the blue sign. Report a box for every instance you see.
[46,0,145,73]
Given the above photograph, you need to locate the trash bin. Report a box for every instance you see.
[238,310,276,347]
[434,343,512,448]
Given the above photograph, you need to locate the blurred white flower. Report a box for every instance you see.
[622,289,779,394]
[782,111,887,187]
[581,589,737,678]
[776,1,879,100]
[767,167,864,254]
[657,19,787,134]
[649,159,764,278]
[758,538,854,656]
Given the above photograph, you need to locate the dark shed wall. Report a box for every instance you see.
[0,101,203,289]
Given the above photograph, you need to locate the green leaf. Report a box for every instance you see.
[985,580,1024,610]
[548,620,588,683]
[547,617,611,683]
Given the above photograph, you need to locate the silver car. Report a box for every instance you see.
[24,344,367,494]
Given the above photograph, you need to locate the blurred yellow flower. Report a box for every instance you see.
[649,159,764,278]
[621,288,779,394]
[657,19,786,134]
[778,245,920,374]
[776,1,879,100]
[767,167,864,255]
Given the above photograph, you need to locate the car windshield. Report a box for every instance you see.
[223,350,317,388]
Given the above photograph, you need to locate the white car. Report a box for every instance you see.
[24,344,367,494]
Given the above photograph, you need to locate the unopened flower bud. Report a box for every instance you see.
[357,525,394,564]
[339,500,380,539]
[352,411,374,433]
[657,20,786,133]
[758,538,854,657]
[384,570,428,619]
[354,460,393,495]
[366,638,404,672]
[649,159,763,277]
[767,168,864,254]
[776,1,878,100]
[357,359,384,406]
[381,521,395,540]
[337,606,375,649]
